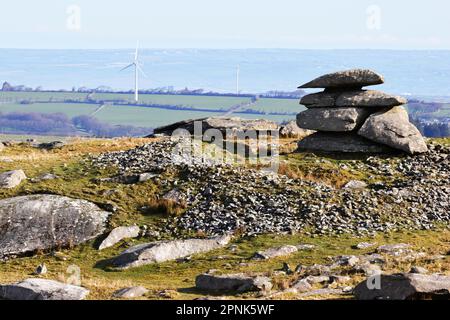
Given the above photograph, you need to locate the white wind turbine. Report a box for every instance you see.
[236,64,240,95]
[121,42,147,102]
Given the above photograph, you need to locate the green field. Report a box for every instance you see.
[0,102,98,117]
[0,91,300,129]
[93,93,252,111]
[0,102,296,128]
[0,91,254,111]
[92,105,295,127]
[253,98,304,114]
[235,112,295,124]
[95,105,225,127]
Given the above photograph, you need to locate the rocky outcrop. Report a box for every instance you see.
[98,226,140,250]
[358,106,428,154]
[0,278,89,300]
[296,69,427,155]
[0,195,109,259]
[110,235,232,269]
[94,139,450,238]
[195,273,272,293]
[354,273,450,300]
[296,107,373,132]
[298,132,393,153]
[151,117,279,137]
[298,69,384,89]
[0,142,4,151]
[0,170,27,189]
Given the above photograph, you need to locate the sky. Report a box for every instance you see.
[0,0,449,49]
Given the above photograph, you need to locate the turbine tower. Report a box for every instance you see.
[121,42,146,102]
[236,64,240,96]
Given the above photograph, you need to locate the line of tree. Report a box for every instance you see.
[71,115,151,137]
[411,116,450,137]
[1,81,305,99]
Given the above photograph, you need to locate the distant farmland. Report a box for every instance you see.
[0,102,98,117]
[0,91,301,129]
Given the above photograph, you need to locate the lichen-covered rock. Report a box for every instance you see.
[0,278,89,300]
[376,243,412,256]
[112,286,148,298]
[354,273,450,300]
[298,69,384,89]
[279,120,314,138]
[297,132,394,153]
[354,242,377,250]
[337,91,406,108]
[0,170,27,189]
[98,226,140,250]
[292,279,313,293]
[300,91,340,108]
[31,173,59,183]
[343,180,368,189]
[358,106,428,154]
[296,107,373,132]
[195,273,272,293]
[0,194,110,259]
[110,235,232,269]
[253,245,298,260]
[301,90,406,108]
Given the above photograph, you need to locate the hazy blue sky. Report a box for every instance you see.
[0,0,449,49]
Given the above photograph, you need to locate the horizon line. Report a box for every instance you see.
[1,47,450,51]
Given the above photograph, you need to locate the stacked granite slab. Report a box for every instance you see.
[296,69,428,154]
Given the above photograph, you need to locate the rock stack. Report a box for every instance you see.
[296,69,428,154]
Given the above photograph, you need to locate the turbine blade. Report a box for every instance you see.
[120,63,134,72]
[137,65,148,78]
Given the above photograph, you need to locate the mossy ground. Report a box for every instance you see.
[0,136,449,300]
[1,228,449,300]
